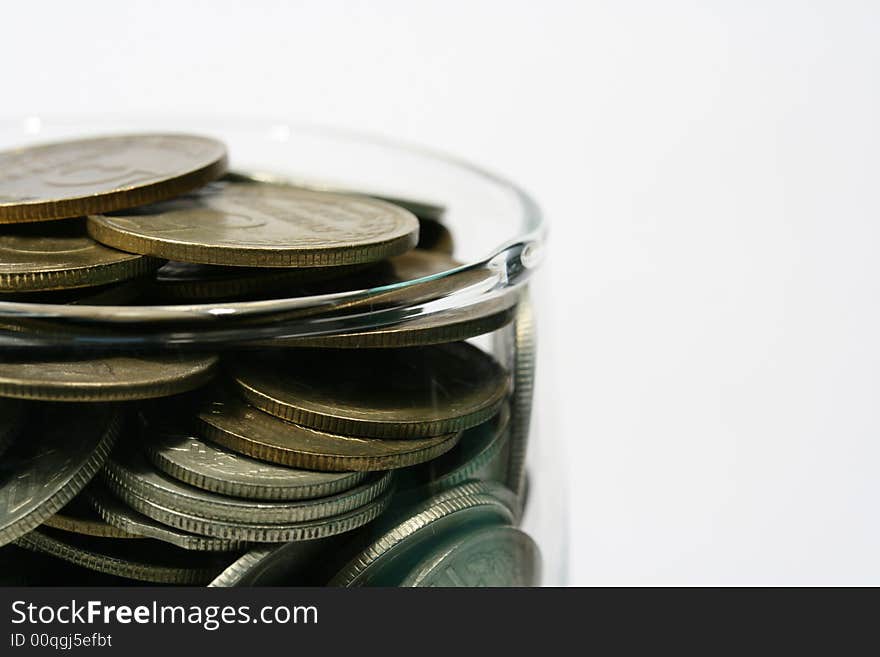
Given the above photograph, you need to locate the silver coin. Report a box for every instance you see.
[104,479,393,543]
[0,405,121,546]
[143,423,367,501]
[105,442,393,524]
[209,536,342,587]
[15,526,233,585]
[506,291,535,507]
[330,482,515,587]
[85,482,247,552]
[401,524,541,587]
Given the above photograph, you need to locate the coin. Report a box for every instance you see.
[0,405,121,546]
[506,291,535,502]
[143,420,367,500]
[105,480,393,543]
[15,526,232,584]
[0,353,219,402]
[231,342,509,439]
[399,404,511,496]
[87,180,419,267]
[105,441,394,524]
[276,298,515,348]
[43,495,139,539]
[197,393,461,472]
[400,524,540,587]
[0,398,25,459]
[85,482,247,552]
[209,536,344,587]
[330,484,515,586]
[0,220,162,293]
[0,134,227,223]
[223,171,446,222]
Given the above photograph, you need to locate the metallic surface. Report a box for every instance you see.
[0,354,219,402]
[15,527,232,584]
[0,406,121,546]
[197,394,461,472]
[86,483,247,551]
[0,134,227,223]
[144,425,367,500]
[105,443,393,524]
[330,487,515,586]
[232,343,509,439]
[0,221,162,292]
[400,524,541,587]
[87,181,419,267]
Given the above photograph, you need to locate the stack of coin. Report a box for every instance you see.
[0,132,538,586]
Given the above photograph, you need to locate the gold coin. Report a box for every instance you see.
[43,496,139,539]
[269,296,515,348]
[0,354,219,402]
[197,393,461,472]
[0,133,227,223]
[87,180,419,267]
[0,220,162,292]
[231,342,509,439]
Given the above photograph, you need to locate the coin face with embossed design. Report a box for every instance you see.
[87,181,419,267]
[401,524,540,587]
[0,220,162,292]
[0,134,227,223]
[0,354,218,402]
[330,482,516,586]
[0,405,121,546]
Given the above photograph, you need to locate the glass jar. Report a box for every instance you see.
[0,118,564,586]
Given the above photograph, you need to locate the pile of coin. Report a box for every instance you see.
[0,133,538,586]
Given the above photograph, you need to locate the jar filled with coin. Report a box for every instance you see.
[0,119,559,587]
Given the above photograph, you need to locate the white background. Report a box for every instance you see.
[4,1,880,585]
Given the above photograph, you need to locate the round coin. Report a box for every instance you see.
[400,524,541,587]
[209,536,345,587]
[399,404,511,496]
[0,221,162,292]
[268,296,515,349]
[231,342,509,439]
[105,481,393,543]
[0,133,227,223]
[197,394,461,472]
[43,495,139,539]
[329,487,515,586]
[85,482,247,552]
[506,292,535,504]
[0,353,219,402]
[105,441,393,524]
[143,421,367,500]
[15,527,232,584]
[87,180,419,267]
[0,405,121,546]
